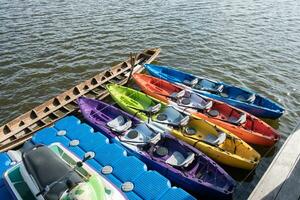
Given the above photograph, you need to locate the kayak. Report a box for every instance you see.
[106,84,261,170]
[133,73,280,146]
[144,64,285,119]
[4,143,127,200]
[78,97,236,199]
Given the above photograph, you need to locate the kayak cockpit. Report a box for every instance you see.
[120,123,161,146]
[148,137,197,169]
[107,115,132,133]
[147,135,235,193]
[107,115,162,146]
[176,93,213,111]
[165,151,195,168]
[153,107,189,127]
[183,78,224,94]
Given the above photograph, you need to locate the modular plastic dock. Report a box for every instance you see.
[0,153,13,199]
[248,122,300,200]
[0,115,195,200]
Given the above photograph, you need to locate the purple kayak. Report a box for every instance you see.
[78,97,236,199]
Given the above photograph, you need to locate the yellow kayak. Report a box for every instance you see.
[107,83,261,170]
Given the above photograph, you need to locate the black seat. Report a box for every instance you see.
[22,145,82,200]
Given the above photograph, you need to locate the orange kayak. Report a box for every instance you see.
[133,73,280,146]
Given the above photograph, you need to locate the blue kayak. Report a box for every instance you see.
[144,64,284,119]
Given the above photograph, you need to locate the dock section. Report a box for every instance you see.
[248,122,300,200]
[31,115,195,200]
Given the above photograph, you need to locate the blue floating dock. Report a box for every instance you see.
[28,115,195,200]
[0,153,13,200]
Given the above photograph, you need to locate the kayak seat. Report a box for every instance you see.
[22,145,82,200]
[204,133,227,146]
[205,101,213,109]
[107,116,132,133]
[156,113,189,127]
[192,79,222,92]
[179,116,190,126]
[166,151,195,168]
[216,84,224,93]
[229,113,247,125]
[247,94,256,103]
[183,78,198,87]
[170,90,186,100]
[147,103,161,114]
[177,93,212,111]
[155,107,187,126]
[199,84,224,93]
[236,94,256,103]
[121,124,160,145]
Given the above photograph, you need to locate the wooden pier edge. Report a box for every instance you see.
[0,48,161,152]
[248,122,300,200]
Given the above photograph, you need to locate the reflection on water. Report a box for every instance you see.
[0,0,300,199]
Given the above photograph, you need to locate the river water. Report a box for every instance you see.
[0,0,299,199]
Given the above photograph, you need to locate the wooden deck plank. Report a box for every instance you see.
[248,123,300,200]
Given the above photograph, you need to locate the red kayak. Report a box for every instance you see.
[133,73,280,146]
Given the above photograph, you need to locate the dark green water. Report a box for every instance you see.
[0,0,299,199]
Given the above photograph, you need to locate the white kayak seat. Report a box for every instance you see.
[155,107,190,127]
[178,93,207,109]
[147,103,161,114]
[205,101,213,109]
[204,132,227,145]
[183,78,199,87]
[216,84,224,93]
[171,90,186,100]
[171,90,186,99]
[148,133,161,144]
[166,151,195,167]
[180,153,195,167]
[176,90,186,99]
[237,113,247,124]
[107,116,132,133]
[122,123,159,145]
[179,116,190,127]
[186,101,212,111]
[229,113,247,125]
[237,93,256,103]
[247,93,256,103]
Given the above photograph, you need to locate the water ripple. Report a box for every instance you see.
[0,0,300,198]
